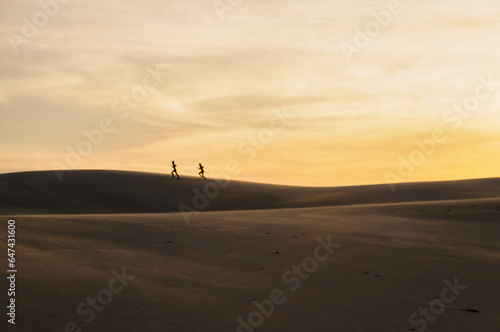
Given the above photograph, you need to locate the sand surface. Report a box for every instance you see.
[1,171,500,331]
[1,202,500,331]
[3,170,500,214]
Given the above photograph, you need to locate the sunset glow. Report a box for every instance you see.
[2,0,500,186]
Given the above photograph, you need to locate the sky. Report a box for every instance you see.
[1,0,500,186]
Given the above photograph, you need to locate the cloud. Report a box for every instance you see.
[1,0,500,184]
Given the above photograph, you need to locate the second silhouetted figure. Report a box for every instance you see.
[171,161,179,179]
[198,163,206,180]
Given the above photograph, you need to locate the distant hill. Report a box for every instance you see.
[1,170,500,215]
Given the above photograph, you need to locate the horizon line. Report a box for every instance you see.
[1,168,499,189]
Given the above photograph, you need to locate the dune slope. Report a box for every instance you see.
[2,170,500,214]
[3,200,500,331]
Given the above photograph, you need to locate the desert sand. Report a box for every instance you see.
[1,170,500,331]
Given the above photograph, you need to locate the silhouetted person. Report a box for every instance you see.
[198,163,206,180]
[171,161,179,179]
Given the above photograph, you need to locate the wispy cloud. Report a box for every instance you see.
[1,0,500,185]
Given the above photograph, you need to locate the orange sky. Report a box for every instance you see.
[1,0,500,186]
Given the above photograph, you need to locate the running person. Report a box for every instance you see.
[197,163,206,180]
[171,161,179,179]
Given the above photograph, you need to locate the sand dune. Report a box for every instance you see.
[2,170,500,214]
[1,171,500,331]
[2,199,500,331]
